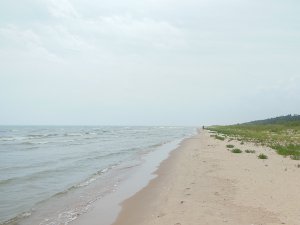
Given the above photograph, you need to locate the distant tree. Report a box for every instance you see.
[244,114,300,125]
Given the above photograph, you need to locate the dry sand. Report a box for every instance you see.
[112,129,300,225]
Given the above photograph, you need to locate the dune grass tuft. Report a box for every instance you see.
[226,144,234,148]
[258,154,268,159]
[215,135,225,141]
[231,148,242,153]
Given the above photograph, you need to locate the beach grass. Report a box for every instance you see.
[258,154,268,159]
[272,144,300,157]
[207,117,300,159]
[215,135,225,141]
[231,148,242,153]
[226,144,234,148]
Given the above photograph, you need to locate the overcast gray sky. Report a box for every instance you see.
[0,0,299,126]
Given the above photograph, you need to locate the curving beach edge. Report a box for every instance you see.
[112,129,300,225]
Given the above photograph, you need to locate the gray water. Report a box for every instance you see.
[0,126,195,224]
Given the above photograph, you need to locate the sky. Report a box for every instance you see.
[0,0,299,126]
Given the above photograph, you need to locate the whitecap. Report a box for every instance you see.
[64,133,83,137]
[0,137,15,141]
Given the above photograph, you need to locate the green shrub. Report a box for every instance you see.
[258,154,268,159]
[226,144,234,148]
[215,135,225,141]
[273,145,300,157]
[231,148,242,153]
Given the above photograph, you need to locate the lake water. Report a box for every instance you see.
[0,126,195,225]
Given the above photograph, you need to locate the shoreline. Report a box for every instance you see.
[111,130,300,225]
[0,127,195,225]
[70,136,192,225]
[112,132,194,225]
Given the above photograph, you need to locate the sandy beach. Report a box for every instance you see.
[112,129,300,225]
[3,1,300,224]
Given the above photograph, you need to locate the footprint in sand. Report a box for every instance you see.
[157,213,166,218]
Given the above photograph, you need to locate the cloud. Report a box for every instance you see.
[1,0,186,63]
[0,25,60,62]
[46,0,79,19]
[0,0,299,125]
[81,15,186,50]
[0,25,41,47]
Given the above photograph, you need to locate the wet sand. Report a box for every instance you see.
[70,139,186,225]
[112,130,300,225]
